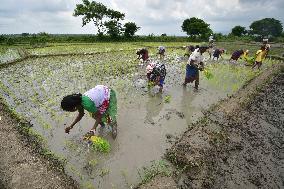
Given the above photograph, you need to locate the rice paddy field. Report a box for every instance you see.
[0,42,282,189]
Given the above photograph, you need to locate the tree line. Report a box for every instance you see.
[0,0,283,45]
[181,17,283,40]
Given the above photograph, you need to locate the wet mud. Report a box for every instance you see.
[0,48,282,188]
[145,64,284,189]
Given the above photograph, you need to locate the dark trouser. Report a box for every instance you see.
[147,73,151,81]
[184,71,199,88]
[252,61,262,69]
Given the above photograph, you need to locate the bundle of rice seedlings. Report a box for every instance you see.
[89,136,111,153]
[164,95,171,103]
[245,57,255,65]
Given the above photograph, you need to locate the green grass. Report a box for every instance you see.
[137,160,172,185]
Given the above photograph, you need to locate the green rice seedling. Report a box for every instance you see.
[64,140,79,151]
[88,159,98,168]
[138,160,172,184]
[82,181,96,189]
[203,69,213,80]
[164,95,171,103]
[98,168,110,177]
[89,136,111,153]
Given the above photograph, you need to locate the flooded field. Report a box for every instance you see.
[0,44,280,188]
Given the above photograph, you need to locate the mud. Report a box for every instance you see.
[0,47,282,189]
[142,64,283,188]
[0,102,79,189]
[0,51,237,188]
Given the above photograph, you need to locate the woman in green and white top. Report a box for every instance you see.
[61,85,118,139]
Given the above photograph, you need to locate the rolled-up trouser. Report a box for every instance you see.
[184,72,199,88]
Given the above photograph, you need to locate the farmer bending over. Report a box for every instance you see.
[229,49,244,64]
[147,62,166,93]
[61,85,118,139]
[212,48,225,61]
[182,46,208,90]
[157,46,166,60]
[136,48,149,63]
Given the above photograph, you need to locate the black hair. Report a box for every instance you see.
[189,45,195,52]
[199,46,209,54]
[260,45,266,50]
[61,93,82,111]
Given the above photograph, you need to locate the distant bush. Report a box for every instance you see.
[0,33,283,45]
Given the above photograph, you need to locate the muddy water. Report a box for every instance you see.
[55,81,227,189]
[0,54,243,189]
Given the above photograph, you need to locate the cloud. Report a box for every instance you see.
[0,0,283,35]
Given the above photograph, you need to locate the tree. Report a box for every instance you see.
[124,22,140,38]
[181,17,212,38]
[104,9,125,38]
[104,20,121,38]
[231,25,247,37]
[73,0,108,35]
[213,33,224,41]
[0,35,6,43]
[249,18,283,37]
[21,33,30,37]
[107,9,125,22]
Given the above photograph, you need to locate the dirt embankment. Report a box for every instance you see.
[0,103,79,189]
[140,63,284,189]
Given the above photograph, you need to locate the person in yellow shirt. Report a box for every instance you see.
[241,50,254,66]
[252,46,266,69]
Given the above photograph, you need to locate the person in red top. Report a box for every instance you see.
[136,48,149,63]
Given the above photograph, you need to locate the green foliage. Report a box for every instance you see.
[73,0,128,38]
[107,9,125,21]
[90,136,111,153]
[213,33,224,41]
[98,168,110,177]
[88,159,98,167]
[105,9,125,38]
[124,22,140,38]
[181,17,212,39]
[104,20,122,38]
[0,35,5,43]
[21,33,30,37]
[231,25,247,37]
[138,160,172,184]
[82,181,96,189]
[5,38,15,45]
[203,69,213,80]
[73,0,108,34]
[164,95,171,103]
[249,18,283,37]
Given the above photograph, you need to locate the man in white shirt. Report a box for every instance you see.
[182,46,208,89]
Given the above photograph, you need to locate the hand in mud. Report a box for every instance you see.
[65,126,72,134]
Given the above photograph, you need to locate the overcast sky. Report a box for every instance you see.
[0,0,283,35]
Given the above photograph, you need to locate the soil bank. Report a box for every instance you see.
[139,63,284,189]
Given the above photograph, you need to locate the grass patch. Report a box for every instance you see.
[137,160,172,185]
